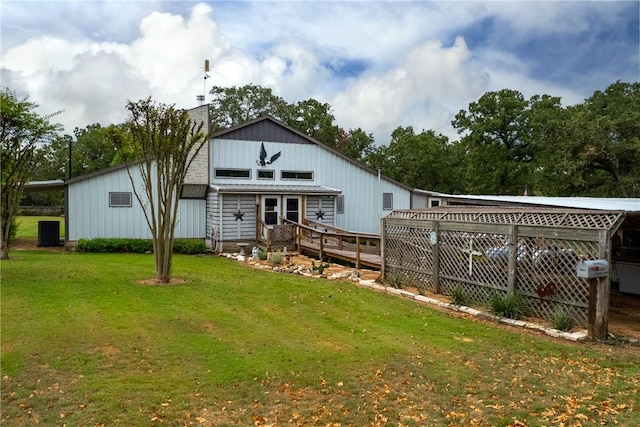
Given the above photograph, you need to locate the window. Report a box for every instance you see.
[264,197,278,225]
[383,193,393,210]
[109,192,132,207]
[257,170,275,179]
[430,198,441,207]
[336,195,344,214]
[215,168,251,179]
[281,170,313,180]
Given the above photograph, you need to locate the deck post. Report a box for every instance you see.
[355,236,361,269]
[319,230,324,260]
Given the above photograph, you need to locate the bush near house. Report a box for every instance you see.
[77,238,207,255]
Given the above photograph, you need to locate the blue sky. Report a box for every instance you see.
[1,0,638,143]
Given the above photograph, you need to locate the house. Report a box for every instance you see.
[64,105,423,252]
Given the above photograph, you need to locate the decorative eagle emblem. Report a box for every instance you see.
[257,142,281,167]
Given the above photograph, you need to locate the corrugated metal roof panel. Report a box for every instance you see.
[443,195,640,212]
[210,184,341,195]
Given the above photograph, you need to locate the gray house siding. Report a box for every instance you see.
[67,165,205,241]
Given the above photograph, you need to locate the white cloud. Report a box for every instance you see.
[332,37,489,141]
[1,1,636,145]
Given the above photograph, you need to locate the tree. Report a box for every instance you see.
[452,89,544,195]
[209,84,289,131]
[565,81,640,197]
[286,98,339,147]
[112,98,210,283]
[1,89,61,259]
[364,126,458,192]
[334,128,375,162]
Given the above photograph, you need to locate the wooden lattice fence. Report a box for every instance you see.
[383,208,625,327]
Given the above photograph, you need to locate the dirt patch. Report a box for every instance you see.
[9,237,64,252]
[137,278,187,286]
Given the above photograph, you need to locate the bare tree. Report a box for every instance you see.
[113,98,209,282]
[1,89,61,259]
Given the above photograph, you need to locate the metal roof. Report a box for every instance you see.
[210,184,342,195]
[441,194,640,212]
[24,180,65,191]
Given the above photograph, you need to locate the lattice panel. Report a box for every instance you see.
[384,224,435,292]
[519,212,566,226]
[562,212,619,229]
[439,231,509,289]
[383,209,621,329]
[516,237,595,307]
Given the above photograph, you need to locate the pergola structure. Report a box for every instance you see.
[382,206,630,339]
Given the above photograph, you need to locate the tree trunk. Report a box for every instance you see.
[154,237,173,283]
[0,239,9,260]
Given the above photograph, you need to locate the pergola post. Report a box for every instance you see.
[432,221,441,294]
[588,229,611,340]
[507,224,518,294]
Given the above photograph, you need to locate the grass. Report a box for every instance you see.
[2,250,640,426]
[15,216,65,239]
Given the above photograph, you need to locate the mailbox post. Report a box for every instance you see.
[577,260,609,340]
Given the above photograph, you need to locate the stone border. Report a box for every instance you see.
[223,252,589,342]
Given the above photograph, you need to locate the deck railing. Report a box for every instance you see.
[284,218,381,268]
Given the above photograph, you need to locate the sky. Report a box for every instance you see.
[1,0,638,144]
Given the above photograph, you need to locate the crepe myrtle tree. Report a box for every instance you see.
[112,98,210,283]
[1,89,61,259]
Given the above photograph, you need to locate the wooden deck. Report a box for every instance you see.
[288,220,382,270]
[256,218,382,269]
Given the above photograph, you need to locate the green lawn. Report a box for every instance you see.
[1,251,639,426]
[15,216,65,239]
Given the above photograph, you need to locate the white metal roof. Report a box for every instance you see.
[442,194,640,212]
[210,184,342,195]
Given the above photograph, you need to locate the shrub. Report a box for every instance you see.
[552,309,575,331]
[489,292,527,319]
[269,250,284,266]
[450,286,469,306]
[173,239,207,255]
[77,238,205,254]
[258,249,268,260]
[386,272,407,289]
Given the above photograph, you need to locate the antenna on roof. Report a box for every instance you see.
[197,59,210,106]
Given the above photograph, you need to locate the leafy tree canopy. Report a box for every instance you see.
[1,88,61,258]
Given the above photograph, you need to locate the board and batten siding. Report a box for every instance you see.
[211,139,411,233]
[221,194,256,240]
[67,165,205,241]
[306,196,336,226]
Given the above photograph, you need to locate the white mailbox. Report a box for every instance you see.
[576,260,609,279]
